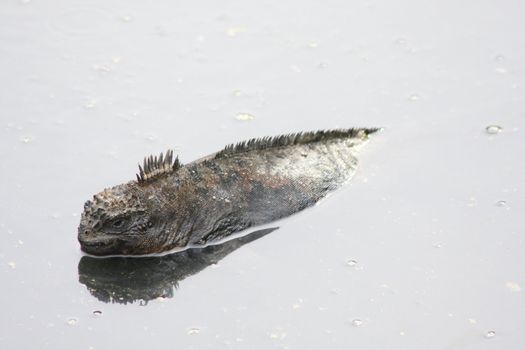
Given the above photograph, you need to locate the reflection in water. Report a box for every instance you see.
[78,227,278,305]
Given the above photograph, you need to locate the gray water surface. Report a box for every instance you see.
[1,1,524,349]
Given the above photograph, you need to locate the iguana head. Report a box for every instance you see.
[78,184,159,255]
[78,151,182,256]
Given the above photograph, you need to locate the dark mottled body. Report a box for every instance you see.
[78,128,379,256]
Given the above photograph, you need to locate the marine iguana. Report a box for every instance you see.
[78,128,380,256]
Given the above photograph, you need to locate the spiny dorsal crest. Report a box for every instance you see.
[214,128,381,159]
[136,149,182,183]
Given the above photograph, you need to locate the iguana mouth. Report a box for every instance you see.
[80,238,121,256]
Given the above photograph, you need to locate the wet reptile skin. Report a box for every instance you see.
[78,128,380,256]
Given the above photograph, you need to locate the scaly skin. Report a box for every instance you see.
[78,128,380,256]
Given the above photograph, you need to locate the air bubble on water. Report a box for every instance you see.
[495,67,507,74]
[494,54,505,62]
[187,327,201,335]
[346,259,358,267]
[93,64,111,73]
[292,299,303,310]
[395,37,407,45]
[496,200,507,207]
[83,100,97,109]
[269,330,286,340]
[19,135,34,144]
[235,112,254,121]
[485,330,496,338]
[92,310,102,317]
[67,318,78,326]
[317,62,328,69]
[485,125,502,134]
[351,319,363,327]
[467,196,477,208]
[226,27,245,37]
[146,134,158,142]
[307,42,318,49]
[505,281,521,292]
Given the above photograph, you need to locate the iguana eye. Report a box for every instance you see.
[112,219,125,228]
